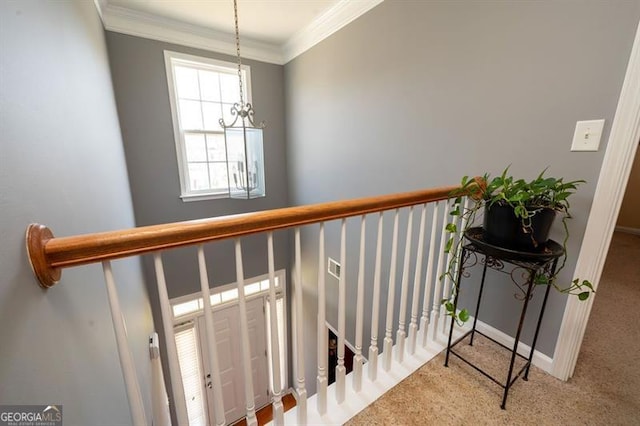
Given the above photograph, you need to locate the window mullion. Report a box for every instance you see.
[195,70,213,190]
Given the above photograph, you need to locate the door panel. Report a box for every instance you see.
[199,297,269,424]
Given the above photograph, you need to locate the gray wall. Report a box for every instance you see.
[105,32,290,299]
[285,0,640,393]
[0,2,153,425]
[105,32,291,416]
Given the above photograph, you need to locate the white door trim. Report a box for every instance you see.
[552,18,640,380]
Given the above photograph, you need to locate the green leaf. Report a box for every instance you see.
[445,223,457,233]
[445,302,455,312]
[450,207,460,216]
[582,280,594,291]
[444,237,454,253]
[534,275,549,285]
[578,291,590,301]
[458,309,470,322]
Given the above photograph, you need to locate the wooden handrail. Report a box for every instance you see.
[26,184,464,288]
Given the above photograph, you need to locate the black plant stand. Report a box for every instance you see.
[444,227,564,409]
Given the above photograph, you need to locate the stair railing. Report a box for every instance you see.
[26,183,468,426]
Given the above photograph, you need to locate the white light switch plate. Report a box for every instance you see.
[571,119,605,151]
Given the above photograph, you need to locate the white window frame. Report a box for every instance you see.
[170,269,285,322]
[164,50,253,202]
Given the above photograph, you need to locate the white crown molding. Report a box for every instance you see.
[100,4,284,65]
[93,0,106,23]
[283,0,384,63]
[96,0,384,65]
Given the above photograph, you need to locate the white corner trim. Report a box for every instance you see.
[551,19,640,381]
[472,319,553,373]
[100,4,284,65]
[283,0,384,63]
[615,225,640,235]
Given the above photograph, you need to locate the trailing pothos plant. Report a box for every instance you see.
[441,168,595,325]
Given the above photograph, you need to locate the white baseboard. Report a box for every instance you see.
[469,318,553,373]
[615,225,640,235]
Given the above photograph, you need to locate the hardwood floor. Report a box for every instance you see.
[233,392,297,426]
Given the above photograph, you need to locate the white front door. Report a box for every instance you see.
[198,297,270,424]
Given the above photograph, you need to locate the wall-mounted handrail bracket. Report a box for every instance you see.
[26,223,61,288]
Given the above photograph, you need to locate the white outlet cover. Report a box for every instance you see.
[571,119,605,152]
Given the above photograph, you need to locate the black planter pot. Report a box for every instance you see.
[482,203,556,252]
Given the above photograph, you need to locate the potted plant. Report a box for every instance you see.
[442,167,594,323]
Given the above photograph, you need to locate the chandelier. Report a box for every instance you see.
[219,0,266,199]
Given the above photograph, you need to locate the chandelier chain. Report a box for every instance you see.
[233,0,245,106]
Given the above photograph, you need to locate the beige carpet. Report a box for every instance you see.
[348,232,640,426]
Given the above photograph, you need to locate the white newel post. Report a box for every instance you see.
[153,253,189,425]
[316,223,327,415]
[368,213,384,381]
[396,206,414,363]
[267,233,284,425]
[102,261,147,426]
[383,209,400,371]
[408,204,427,355]
[353,215,366,391]
[196,246,226,426]
[234,240,258,426]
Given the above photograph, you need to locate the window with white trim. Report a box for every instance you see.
[164,50,259,201]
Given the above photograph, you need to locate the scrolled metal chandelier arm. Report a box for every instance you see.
[218,103,266,129]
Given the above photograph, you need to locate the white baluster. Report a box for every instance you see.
[383,209,400,371]
[421,202,440,347]
[408,204,427,355]
[316,223,327,415]
[396,207,414,363]
[153,253,189,425]
[441,202,460,335]
[431,201,450,342]
[353,216,366,391]
[336,219,347,403]
[234,240,257,426]
[368,213,384,381]
[267,233,284,425]
[102,261,147,426]
[196,246,225,426]
[294,228,307,424]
